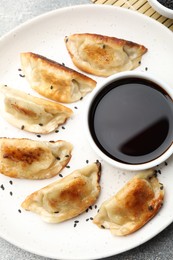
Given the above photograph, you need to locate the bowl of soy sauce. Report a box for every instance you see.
[85,71,173,171]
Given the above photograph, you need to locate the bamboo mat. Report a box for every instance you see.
[91,0,173,31]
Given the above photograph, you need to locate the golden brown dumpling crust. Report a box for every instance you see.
[21,162,101,223]
[0,85,73,134]
[65,33,148,77]
[20,52,96,103]
[0,138,73,179]
[93,171,164,236]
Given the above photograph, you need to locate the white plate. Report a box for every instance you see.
[0,4,173,260]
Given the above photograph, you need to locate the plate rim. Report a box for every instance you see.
[1,4,173,43]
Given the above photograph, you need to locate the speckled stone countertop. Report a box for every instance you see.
[0,0,173,260]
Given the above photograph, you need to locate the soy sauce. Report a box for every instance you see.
[89,78,173,164]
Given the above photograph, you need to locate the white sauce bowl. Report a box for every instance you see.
[84,71,173,171]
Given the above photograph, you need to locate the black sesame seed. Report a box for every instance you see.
[9,180,13,185]
[145,67,148,71]
[65,38,68,43]
[21,125,25,130]
[80,97,83,100]
[4,85,8,87]
[101,225,105,229]
[154,172,157,178]
[10,191,13,196]
[39,123,43,126]
[86,208,89,213]
[90,217,93,220]
[165,161,168,166]
[62,62,65,66]
[56,157,61,160]
[65,155,69,158]
[54,211,59,213]
[66,165,70,168]
[86,160,89,164]
[74,106,78,109]
[50,85,54,89]
[49,140,55,143]
[62,126,65,130]
[18,68,22,71]
[158,170,161,174]
[86,218,89,221]
[0,184,5,190]
[18,209,22,213]
[148,205,154,211]
[103,44,106,49]
[160,185,164,190]
[74,220,79,223]
[74,223,77,227]
[36,134,41,138]
[95,205,97,209]
[19,74,25,77]
[55,130,59,133]
[89,206,92,210]
[138,61,141,65]
[59,174,63,178]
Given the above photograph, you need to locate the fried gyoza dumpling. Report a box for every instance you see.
[0,138,72,179]
[93,171,164,236]
[0,85,73,134]
[20,52,96,103]
[65,33,147,77]
[21,162,101,223]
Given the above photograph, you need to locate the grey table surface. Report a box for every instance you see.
[0,0,173,260]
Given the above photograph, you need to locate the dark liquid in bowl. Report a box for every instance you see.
[89,77,173,164]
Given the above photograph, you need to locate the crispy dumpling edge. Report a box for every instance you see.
[21,161,101,223]
[93,170,164,236]
[0,84,73,134]
[20,52,97,103]
[0,137,73,180]
[65,33,148,77]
